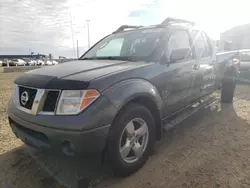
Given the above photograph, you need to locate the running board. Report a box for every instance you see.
[163,94,216,132]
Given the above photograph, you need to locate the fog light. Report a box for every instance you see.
[61,141,75,156]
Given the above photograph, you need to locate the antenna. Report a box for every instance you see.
[86,20,90,48]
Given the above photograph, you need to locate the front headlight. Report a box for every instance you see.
[56,89,100,115]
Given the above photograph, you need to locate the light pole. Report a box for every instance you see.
[70,14,76,58]
[76,40,79,59]
[86,20,90,48]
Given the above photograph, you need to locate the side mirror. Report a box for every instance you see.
[169,48,191,63]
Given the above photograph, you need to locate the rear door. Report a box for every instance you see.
[190,30,216,100]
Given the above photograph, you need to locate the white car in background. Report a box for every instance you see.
[52,60,59,65]
[10,59,26,66]
[36,60,45,66]
[45,60,53,66]
[27,60,37,66]
[0,60,3,66]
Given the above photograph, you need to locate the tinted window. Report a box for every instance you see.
[167,30,191,59]
[191,30,208,58]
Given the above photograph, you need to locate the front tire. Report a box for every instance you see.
[221,73,236,103]
[107,103,155,176]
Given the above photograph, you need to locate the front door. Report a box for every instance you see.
[161,30,197,117]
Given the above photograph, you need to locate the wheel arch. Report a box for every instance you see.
[128,96,162,140]
[103,79,163,141]
[108,95,163,142]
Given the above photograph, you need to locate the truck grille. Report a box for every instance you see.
[43,91,60,112]
[19,86,37,110]
[17,86,60,114]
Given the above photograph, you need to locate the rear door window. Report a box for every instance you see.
[202,32,213,57]
[191,30,209,59]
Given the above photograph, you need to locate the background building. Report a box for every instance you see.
[220,23,250,51]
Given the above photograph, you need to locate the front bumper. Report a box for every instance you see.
[9,114,110,155]
[8,95,117,155]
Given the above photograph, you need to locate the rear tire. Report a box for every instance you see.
[221,73,236,103]
[107,103,155,176]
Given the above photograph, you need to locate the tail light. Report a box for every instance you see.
[233,54,241,71]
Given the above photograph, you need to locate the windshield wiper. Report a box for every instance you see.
[81,57,119,60]
[81,56,140,62]
[103,56,130,60]
[81,57,97,60]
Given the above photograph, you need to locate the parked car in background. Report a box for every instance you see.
[52,60,59,65]
[0,60,3,66]
[239,50,250,72]
[10,59,26,66]
[27,60,37,66]
[237,49,250,83]
[36,60,45,66]
[45,60,53,66]
[2,59,8,66]
[22,58,30,66]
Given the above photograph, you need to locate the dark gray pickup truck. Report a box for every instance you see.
[7,18,240,175]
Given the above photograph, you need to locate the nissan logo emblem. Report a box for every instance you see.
[21,91,29,106]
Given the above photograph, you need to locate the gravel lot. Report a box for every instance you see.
[1,72,250,188]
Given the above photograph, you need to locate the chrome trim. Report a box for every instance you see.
[17,84,59,91]
[14,84,19,106]
[31,89,46,115]
[15,85,60,115]
[38,111,54,115]
[17,106,32,114]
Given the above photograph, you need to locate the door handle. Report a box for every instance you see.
[192,64,199,70]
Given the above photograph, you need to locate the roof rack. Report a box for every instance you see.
[112,25,143,34]
[161,17,195,26]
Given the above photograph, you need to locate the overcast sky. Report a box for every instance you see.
[1,0,250,58]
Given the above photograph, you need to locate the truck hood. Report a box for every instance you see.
[14,60,146,89]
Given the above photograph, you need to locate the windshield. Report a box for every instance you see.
[81,28,164,62]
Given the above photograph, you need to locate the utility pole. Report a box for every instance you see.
[86,20,90,48]
[70,14,76,58]
[76,40,79,59]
